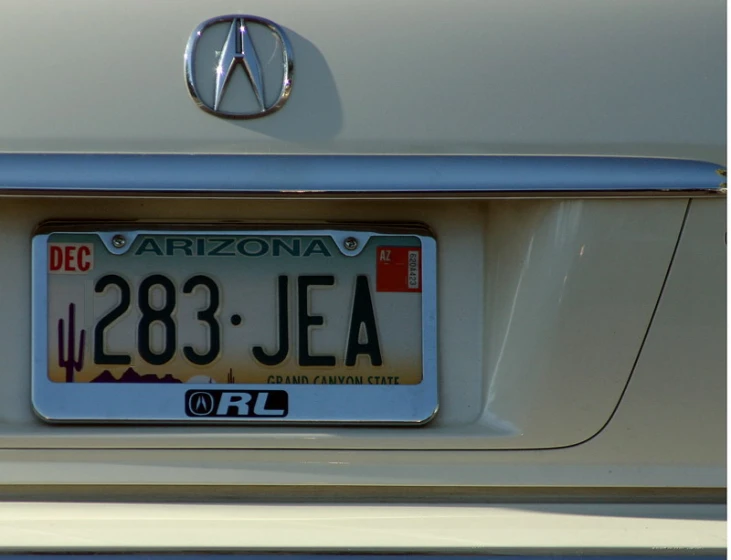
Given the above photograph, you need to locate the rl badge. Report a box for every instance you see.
[31,223,438,424]
[185,390,288,418]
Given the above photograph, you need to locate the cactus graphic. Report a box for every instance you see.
[227,368,235,384]
[58,303,86,383]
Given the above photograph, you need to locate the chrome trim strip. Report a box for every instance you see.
[0,155,724,199]
[0,555,724,559]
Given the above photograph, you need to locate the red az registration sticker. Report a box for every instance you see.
[376,246,421,293]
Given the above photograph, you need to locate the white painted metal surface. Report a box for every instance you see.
[0,0,724,553]
[0,503,724,552]
[0,0,724,165]
[0,198,725,486]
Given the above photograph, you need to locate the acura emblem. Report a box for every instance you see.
[187,391,215,416]
[185,15,294,119]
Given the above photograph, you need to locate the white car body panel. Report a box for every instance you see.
[0,0,724,554]
[0,0,723,163]
[0,503,725,553]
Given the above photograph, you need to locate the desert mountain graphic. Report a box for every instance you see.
[91,367,182,384]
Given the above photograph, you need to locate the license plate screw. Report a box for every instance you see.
[111,234,127,249]
[343,237,358,251]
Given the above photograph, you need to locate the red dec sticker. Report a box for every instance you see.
[48,243,94,274]
[376,246,421,293]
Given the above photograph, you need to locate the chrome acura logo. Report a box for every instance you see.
[185,15,294,119]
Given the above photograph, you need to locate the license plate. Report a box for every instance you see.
[31,223,437,424]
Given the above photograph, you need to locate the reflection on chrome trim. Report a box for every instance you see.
[0,155,724,199]
[0,549,725,560]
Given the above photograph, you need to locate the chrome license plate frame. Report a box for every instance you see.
[31,222,438,425]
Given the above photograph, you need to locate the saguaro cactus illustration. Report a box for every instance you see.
[58,303,86,383]
[227,368,235,384]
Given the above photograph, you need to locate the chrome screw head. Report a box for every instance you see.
[343,237,358,251]
[111,234,127,249]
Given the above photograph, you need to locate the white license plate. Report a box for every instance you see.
[31,223,438,424]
